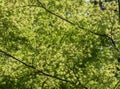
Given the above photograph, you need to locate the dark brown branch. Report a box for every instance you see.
[41,78,48,88]
[14,1,119,52]
[0,49,76,86]
[0,49,36,69]
[15,1,107,38]
[9,1,120,51]
[34,70,74,84]
[106,36,120,52]
[118,0,120,23]
[36,0,75,25]
[36,0,119,52]
[36,0,105,36]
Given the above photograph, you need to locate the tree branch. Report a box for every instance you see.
[14,1,119,52]
[36,0,105,36]
[15,1,108,37]
[36,0,119,52]
[106,36,120,52]
[0,49,84,87]
[0,49,36,69]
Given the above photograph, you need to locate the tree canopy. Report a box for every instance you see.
[0,0,120,89]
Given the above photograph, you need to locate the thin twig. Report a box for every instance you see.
[106,36,120,52]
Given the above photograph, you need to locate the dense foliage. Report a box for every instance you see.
[0,0,120,89]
